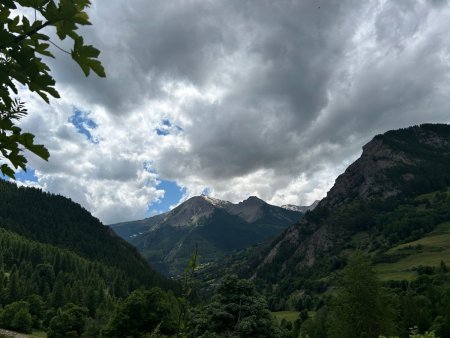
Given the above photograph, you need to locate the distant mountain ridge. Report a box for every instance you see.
[281,200,320,213]
[110,195,303,276]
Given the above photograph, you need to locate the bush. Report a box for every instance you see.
[101,288,178,338]
[0,301,32,333]
[47,303,88,338]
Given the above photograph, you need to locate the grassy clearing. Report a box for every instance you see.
[375,221,450,281]
[272,311,300,323]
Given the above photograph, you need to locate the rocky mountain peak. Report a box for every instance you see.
[164,196,217,227]
[321,124,450,208]
[243,195,266,205]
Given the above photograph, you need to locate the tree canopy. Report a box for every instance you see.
[0,0,105,178]
[189,274,281,338]
[328,253,396,338]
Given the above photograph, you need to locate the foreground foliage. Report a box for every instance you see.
[101,289,179,338]
[188,274,281,338]
[0,0,105,178]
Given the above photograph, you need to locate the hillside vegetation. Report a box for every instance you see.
[0,180,167,287]
[0,181,178,337]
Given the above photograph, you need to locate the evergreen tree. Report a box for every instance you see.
[50,273,66,309]
[328,253,396,338]
[6,265,21,303]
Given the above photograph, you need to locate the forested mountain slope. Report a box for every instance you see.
[0,181,179,336]
[111,195,302,276]
[0,180,169,287]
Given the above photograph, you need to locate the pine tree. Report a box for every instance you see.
[328,253,396,338]
[7,266,21,303]
[50,273,66,309]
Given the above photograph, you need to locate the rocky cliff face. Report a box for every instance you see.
[325,124,450,207]
[321,137,411,209]
[254,124,450,277]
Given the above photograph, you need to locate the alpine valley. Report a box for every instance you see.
[110,195,304,276]
[1,124,450,337]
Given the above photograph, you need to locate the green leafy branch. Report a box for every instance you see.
[0,0,105,178]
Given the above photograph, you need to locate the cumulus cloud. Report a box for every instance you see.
[9,0,450,223]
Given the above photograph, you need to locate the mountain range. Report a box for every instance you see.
[197,123,450,310]
[110,195,303,276]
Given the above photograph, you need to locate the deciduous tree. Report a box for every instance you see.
[0,0,105,178]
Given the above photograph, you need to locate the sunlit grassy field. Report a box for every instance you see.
[375,221,450,281]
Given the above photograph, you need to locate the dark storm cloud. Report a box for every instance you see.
[153,0,370,180]
[152,0,450,188]
[46,0,240,113]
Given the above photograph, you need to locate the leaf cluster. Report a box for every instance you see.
[0,0,105,178]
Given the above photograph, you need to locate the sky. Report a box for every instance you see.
[9,0,450,224]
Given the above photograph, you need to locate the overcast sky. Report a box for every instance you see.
[12,0,450,224]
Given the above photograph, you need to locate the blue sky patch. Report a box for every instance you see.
[15,168,38,182]
[0,167,38,183]
[143,161,156,173]
[156,128,170,136]
[155,119,183,136]
[147,179,185,216]
[69,109,99,144]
